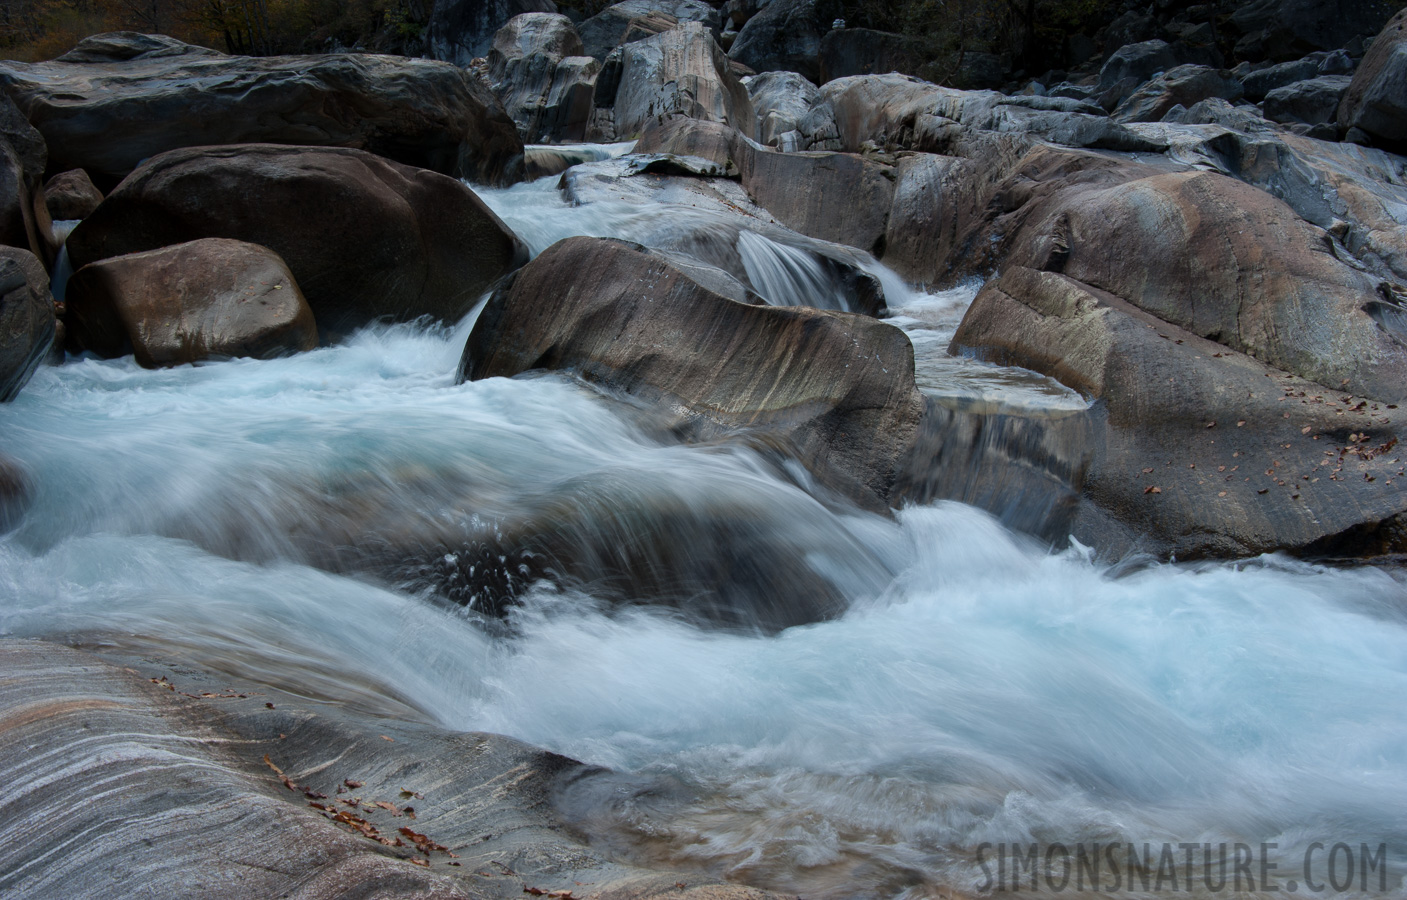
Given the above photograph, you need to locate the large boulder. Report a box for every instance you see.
[65,238,318,367]
[1262,75,1352,128]
[578,0,721,60]
[0,247,54,403]
[817,27,926,83]
[1242,57,1322,100]
[1097,40,1179,93]
[487,13,599,143]
[461,236,924,509]
[727,0,826,83]
[738,147,895,254]
[0,638,788,900]
[0,32,524,188]
[66,145,527,337]
[968,145,1407,403]
[614,23,754,139]
[1337,8,1407,151]
[424,0,557,65]
[0,456,29,533]
[0,92,50,261]
[42,169,102,221]
[744,70,840,150]
[1110,65,1245,123]
[1229,0,1397,62]
[954,266,1407,559]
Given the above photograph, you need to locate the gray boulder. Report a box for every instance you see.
[487,13,599,143]
[0,32,524,187]
[744,70,840,150]
[1242,57,1321,100]
[614,23,754,138]
[424,0,557,65]
[1338,8,1407,151]
[1230,0,1396,62]
[0,247,53,402]
[1263,75,1353,127]
[1097,40,1179,92]
[1111,65,1244,123]
[0,92,49,262]
[577,0,721,60]
[727,0,825,83]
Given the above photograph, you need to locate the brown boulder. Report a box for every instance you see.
[0,247,54,402]
[42,169,102,221]
[66,145,527,338]
[953,266,1407,559]
[0,32,524,187]
[460,236,924,510]
[0,92,51,262]
[66,238,317,368]
[0,455,31,534]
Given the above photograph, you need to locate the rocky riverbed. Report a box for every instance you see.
[3,4,1407,898]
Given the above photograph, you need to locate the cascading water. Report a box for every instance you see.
[2,152,1405,900]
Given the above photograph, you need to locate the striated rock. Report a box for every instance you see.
[1262,75,1352,127]
[42,169,102,221]
[0,33,524,187]
[488,13,599,143]
[0,247,54,402]
[744,70,840,150]
[0,638,789,900]
[1337,9,1407,151]
[953,266,1407,559]
[66,145,527,338]
[578,0,721,60]
[1111,65,1244,123]
[461,236,924,509]
[727,0,825,83]
[65,238,318,367]
[425,0,557,65]
[614,23,753,139]
[738,147,894,254]
[0,92,50,261]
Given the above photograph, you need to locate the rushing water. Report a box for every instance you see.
[2,157,1405,899]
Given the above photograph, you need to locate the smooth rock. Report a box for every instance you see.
[727,0,825,83]
[488,13,599,142]
[0,246,54,402]
[1337,8,1407,151]
[739,147,895,254]
[0,455,29,533]
[65,238,318,367]
[1263,75,1353,126]
[0,33,524,187]
[461,236,924,509]
[66,144,527,337]
[578,0,721,60]
[953,266,1407,559]
[425,0,557,65]
[614,23,753,139]
[42,169,102,221]
[1242,57,1321,100]
[1097,40,1179,92]
[744,70,840,150]
[1111,65,1245,123]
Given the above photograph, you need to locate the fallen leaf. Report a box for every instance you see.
[399,789,424,800]
[345,779,364,789]
[1144,486,1161,494]
[381,735,395,742]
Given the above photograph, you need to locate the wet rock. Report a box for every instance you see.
[461,236,924,509]
[0,638,789,899]
[0,32,524,187]
[488,13,599,143]
[0,455,29,534]
[66,144,527,338]
[727,0,826,83]
[42,169,102,221]
[738,147,895,254]
[953,266,1407,559]
[425,0,557,65]
[1337,9,1407,152]
[65,238,318,367]
[578,0,721,60]
[745,70,840,150]
[614,22,753,139]
[1262,75,1352,127]
[0,247,54,402]
[1111,65,1244,123]
[0,92,50,262]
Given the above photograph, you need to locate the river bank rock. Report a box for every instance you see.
[0,32,524,188]
[0,247,54,402]
[0,92,50,262]
[1337,8,1407,151]
[953,266,1407,559]
[461,236,924,510]
[65,238,317,368]
[65,145,526,338]
[1110,65,1244,123]
[744,71,840,150]
[1262,75,1352,129]
[614,23,753,139]
[426,0,558,65]
[0,638,786,900]
[726,0,825,83]
[487,13,599,143]
[42,169,102,221]
[578,0,721,61]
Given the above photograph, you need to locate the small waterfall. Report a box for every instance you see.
[47,220,81,303]
[735,229,851,311]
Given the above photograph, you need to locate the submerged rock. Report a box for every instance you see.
[954,266,1407,559]
[460,236,924,510]
[0,247,54,402]
[65,144,527,338]
[65,238,318,367]
[0,32,524,187]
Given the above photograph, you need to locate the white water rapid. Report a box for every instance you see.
[1,152,1404,899]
